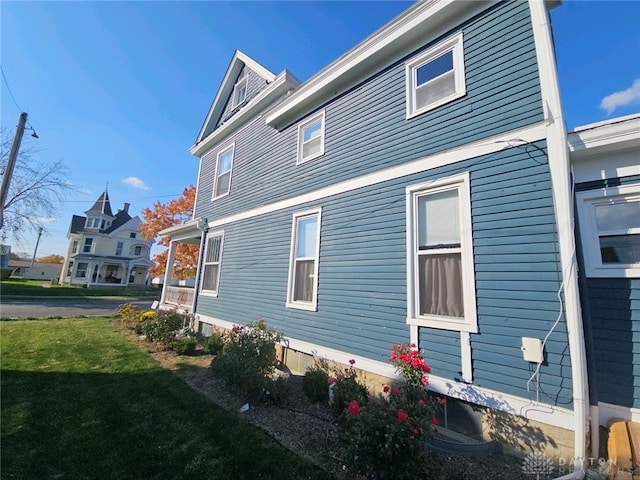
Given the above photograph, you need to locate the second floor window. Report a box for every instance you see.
[297,111,325,164]
[72,241,78,254]
[134,246,142,256]
[406,32,465,118]
[115,242,123,256]
[83,238,93,253]
[213,144,234,199]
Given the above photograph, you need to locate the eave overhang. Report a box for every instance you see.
[568,113,640,159]
[191,70,301,157]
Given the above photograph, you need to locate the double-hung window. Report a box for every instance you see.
[232,76,247,107]
[576,183,640,277]
[115,242,123,256]
[406,174,477,332]
[287,209,321,310]
[83,238,93,253]
[406,32,465,118]
[72,241,78,254]
[213,144,234,199]
[76,262,88,278]
[201,232,224,296]
[297,111,325,164]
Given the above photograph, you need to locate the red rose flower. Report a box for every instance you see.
[431,415,439,425]
[348,400,361,416]
[392,389,400,397]
[383,385,390,393]
[397,410,408,422]
[411,427,419,435]
[418,399,425,406]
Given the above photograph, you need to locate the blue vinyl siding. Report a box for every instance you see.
[196,142,573,406]
[584,278,640,409]
[196,0,543,221]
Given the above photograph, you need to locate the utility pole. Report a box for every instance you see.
[0,112,28,229]
[30,226,43,267]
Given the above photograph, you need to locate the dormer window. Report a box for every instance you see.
[232,76,247,107]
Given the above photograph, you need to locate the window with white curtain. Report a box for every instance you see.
[406,173,477,332]
[405,32,465,118]
[576,183,640,277]
[287,209,321,310]
[201,232,224,295]
[213,144,234,199]
[297,111,325,164]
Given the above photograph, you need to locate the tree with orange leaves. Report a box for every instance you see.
[139,185,198,280]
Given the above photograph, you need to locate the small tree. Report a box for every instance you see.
[139,185,198,280]
[1,129,75,245]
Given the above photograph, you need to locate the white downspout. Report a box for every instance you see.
[528,1,589,478]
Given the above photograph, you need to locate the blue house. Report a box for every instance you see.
[158,0,640,467]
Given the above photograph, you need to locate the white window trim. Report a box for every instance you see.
[296,111,325,165]
[576,183,640,278]
[405,173,477,332]
[212,143,235,200]
[405,32,466,119]
[232,76,247,107]
[286,208,322,311]
[83,238,94,254]
[200,230,225,297]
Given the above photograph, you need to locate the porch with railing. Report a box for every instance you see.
[163,286,195,311]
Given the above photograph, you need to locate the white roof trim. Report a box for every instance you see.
[195,50,277,144]
[159,217,206,238]
[265,0,495,129]
[191,70,301,157]
[568,114,640,156]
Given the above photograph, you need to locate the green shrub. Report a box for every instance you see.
[202,333,224,355]
[211,318,283,398]
[302,366,329,403]
[257,376,292,406]
[330,360,368,417]
[139,309,189,346]
[171,336,197,355]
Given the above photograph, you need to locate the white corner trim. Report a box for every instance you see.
[196,312,575,430]
[204,122,547,230]
[460,331,473,383]
[528,0,589,463]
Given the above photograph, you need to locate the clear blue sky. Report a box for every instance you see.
[1,1,639,259]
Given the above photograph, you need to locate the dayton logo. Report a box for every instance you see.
[522,453,555,479]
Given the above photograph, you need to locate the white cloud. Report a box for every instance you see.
[600,79,640,114]
[122,176,149,190]
[31,217,57,224]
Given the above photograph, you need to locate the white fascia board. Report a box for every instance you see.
[568,114,640,157]
[196,312,576,430]
[191,70,301,157]
[265,0,495,130]
[158,218,202,238]
[195,51,278,145]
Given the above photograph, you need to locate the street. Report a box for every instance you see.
[0,298,156,319]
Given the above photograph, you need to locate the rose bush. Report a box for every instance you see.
[337,344,439,479]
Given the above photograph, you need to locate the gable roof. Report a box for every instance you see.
[85,191,114,217]
[69,207,132,235]
[196,50,276,145]
[104,209,133,233]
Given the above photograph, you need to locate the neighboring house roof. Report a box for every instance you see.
[85,190,114,217]
[71,253,155,267]
[69,209,133,235]
[8,260,62,269]
[104,209,133,234]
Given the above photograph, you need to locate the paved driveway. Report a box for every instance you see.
[0,298,156,319]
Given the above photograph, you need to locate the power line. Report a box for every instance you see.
[0,64,23,112]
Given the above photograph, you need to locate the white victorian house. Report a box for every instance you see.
[60,190,154,286]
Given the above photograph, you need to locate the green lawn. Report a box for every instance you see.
[1,279,159,297]
[0,318,329,480]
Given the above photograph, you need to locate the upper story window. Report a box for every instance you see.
[576,183,640,278]
[405,32,465,119]
[83,238,93,253]
[130,232,136,239]
[232,76,247,107]
[287,209,322,311]
[297,111,325,164]
[72,241,78,254]
[201,232,224,296]
[406,173,477,332]
[115,241,123,256]
[134,246,142,256]
[213,144,235,199]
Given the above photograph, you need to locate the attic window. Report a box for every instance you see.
[232,76,247,107]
